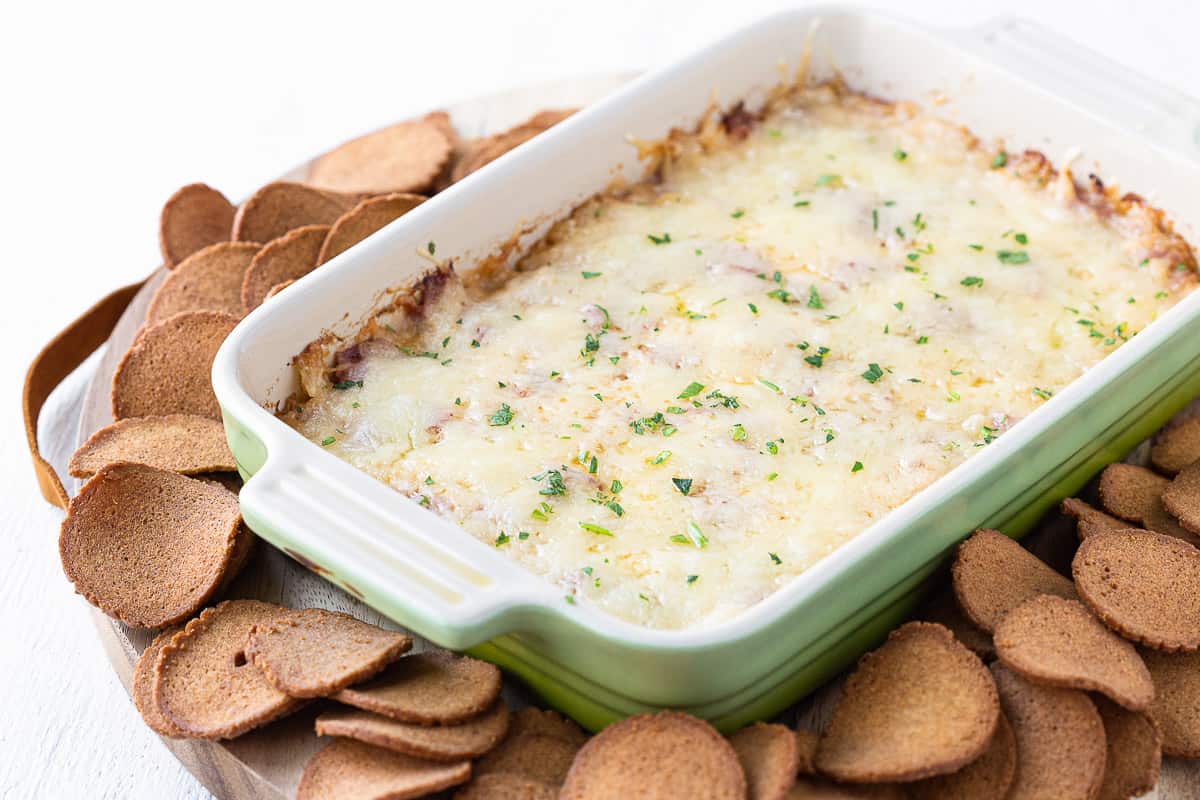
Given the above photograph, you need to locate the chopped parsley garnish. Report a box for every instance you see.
[672,477,693,496]
[997,250,1029,264]
[610,479,623,494]
[332,380,363,390]
[1014,232,1028,244]
[960,276,984,287]
[731,423,748,442]
[647,232,672,245]
[794,199,811,208]
[518,531,530,540]
[605,501,625,517]
[916,335,929,345]
[968,243,983,251]
[578,522,612,537]
[861,363,884,384]
[758,378,781,393]
[495,533,511,546]
[815,173,843,188]
[531,502,554,521]
[851,461,864,473]
[1032,387,1053,401]
[769,552,782,565]
[321,436,336,446]
[765,440,780,455]
[677,382,705,399]
[488,403,514,426]
[806,285,825,310]
[731,208,745,219]
[427,241,436,255]
[706,389,740,409]
[748,303,759,314]
[804,346,830,368]
[893,148,907,161]
[686,574,699,585]
[532,470,566,496]
[649,450,672,465]
[767,288,793,303]
[992,151,1008,168]
[581,271,602,279]
[564,594,575,604]
[685,521,708,548]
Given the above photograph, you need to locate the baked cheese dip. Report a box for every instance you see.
[286,84,1196,630]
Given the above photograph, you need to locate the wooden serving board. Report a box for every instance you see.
[67,74,1199,799]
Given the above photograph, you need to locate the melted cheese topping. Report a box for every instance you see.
[289,88,1194,629]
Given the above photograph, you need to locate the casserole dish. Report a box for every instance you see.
[212,8,1200,732]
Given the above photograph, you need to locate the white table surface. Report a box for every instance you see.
[2,1,1197,797]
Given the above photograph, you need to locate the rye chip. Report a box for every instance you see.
[333,650,501,725]
[1094,696,1161,800]
[1141,648,1200,757]
[317,193,426,264]
[1097,463,1167,524]
[475,732,580,786]
[159,183,236,268]
[1151,415,1200,475]
[232,181,357,244]
[297,737,470,800]
[69,414,235,478]
[111,311,238,420]
[451,109,576,183]
[154,599,303,739]
[907,713,1016,800]
[728,722,800,800]
[560,711,746,800]
[1072,529,1200,651]
[815,622,999,783]
[1060,497,1128,541]
[990,663,1105,800]
[452,773,556,800]
[307,117,452,196]
[951,528,1076,632]
[246,607,411,698]
[993,595,1154,710]
[59,463,248,628]
[146,241,260,322]
[240,224,329,314]
[316,701,509,762]
[132,626,186,738]
[1161,458,1200,534]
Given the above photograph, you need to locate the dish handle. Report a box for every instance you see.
[962,17,1200,163]
[236,436,548,649]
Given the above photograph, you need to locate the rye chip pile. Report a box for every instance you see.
[50,98,1200,799]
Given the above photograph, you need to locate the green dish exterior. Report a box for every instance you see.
[227,324,1200,733]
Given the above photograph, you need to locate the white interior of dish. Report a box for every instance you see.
[215,7,1200,648]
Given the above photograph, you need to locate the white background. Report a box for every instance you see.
[1,1,1196,797]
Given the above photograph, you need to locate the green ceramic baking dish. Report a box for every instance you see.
[211,8,1200,732]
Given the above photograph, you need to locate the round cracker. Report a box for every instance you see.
[994,595,1154,710]
[240,224,329,314]
[475,732,580,786]
[246,607,411,698]
[795,728,819,776]
[333,650,501,725]
[132,626,186,737]
[317,193,426,265]
[907,713,1016,800]
[59,463,247,628]
[951,528,1076,632]
[154,599,303,739]
[232,181,358,244]
[453,772,557,800]
[159,183,236,268]
[68,414,235,478]
[1094,696,1161,800]
[316,701,508,762]
[451,109,576,183]
[728,722,799,800]
[307,118,452,196]
[1161,458,1200,534]
[505,707,589,747]
[815,622,999,783]
[785,778,906,798]
[1141,648,1200,757]
[146,241,260,322]
[1151,416,1200,475]
[1142,495,1200,547]
[1072,529,1200,651]
[990,663,1106,800]
[1098,463,1167,524]
[560,711,745,800]
[917,588,995,660]
[1061,497,1129,541]
[297,737,470,800]
[111,311,238,420]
